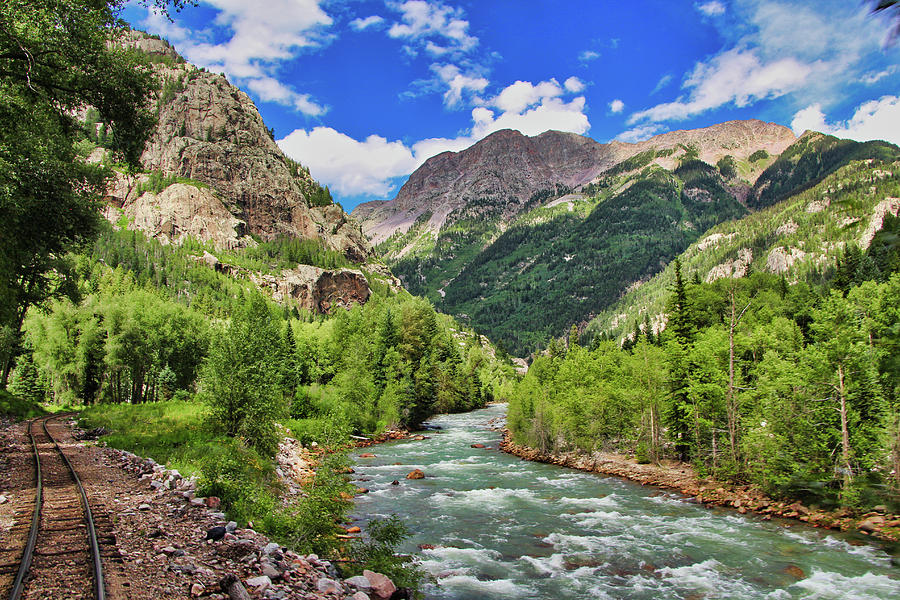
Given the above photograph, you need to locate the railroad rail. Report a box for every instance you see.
[4,415,106,600]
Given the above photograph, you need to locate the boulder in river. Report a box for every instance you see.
[406,469,425,480]
[360,453,376,458]
[471,443,485,448]
[783,564,805,579]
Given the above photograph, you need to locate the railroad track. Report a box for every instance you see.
[0,415,108,600]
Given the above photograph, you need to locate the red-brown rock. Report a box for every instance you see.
[406,469,425,480]
[362,570,397,600]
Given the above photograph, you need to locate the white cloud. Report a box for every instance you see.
[278,77,591,197]
[245,77,326,116]
[791,96,900,145]
[629,0,898,126]
[789,104,829,135]
[579,50,600,62]
[493,79,564,113]
[615,124,667,143]
[609,99,625,113]
[564,76,585,93]
[278,128,418,197]
[696,1,725,16]
[350,15,385,31]
[432,64,489,107]
[387,0,478,56]
[142,0,332,116]
[651,74,673,95]
[629,47,814,123]
[862,66,899,85]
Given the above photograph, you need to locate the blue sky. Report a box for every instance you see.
[128,0,900,212]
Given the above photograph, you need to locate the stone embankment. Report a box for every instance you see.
[500,430,900,543]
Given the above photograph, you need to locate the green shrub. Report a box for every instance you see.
[0,389,47,419]
[749,149,769,162]
[197,442,277,524]
[345,515,428,597]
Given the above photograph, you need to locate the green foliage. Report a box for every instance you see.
[202,292,285,456]
[716,155,738,180]
[749,149,770,162]
[749,134,900,209]
[589,157,900,344]
[0,388,48,419]
[308,184,334,207]
[346,515,429,596]
[430,165,745,354]
[80,399,212,475]
[220,236,351,273]
[0,0,197,387]
[510,269,900,511]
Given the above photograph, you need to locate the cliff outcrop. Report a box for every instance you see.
[106,31,371,262]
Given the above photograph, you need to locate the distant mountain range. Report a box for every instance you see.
[353,121,900,354]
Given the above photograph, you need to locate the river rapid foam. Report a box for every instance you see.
[351,404,898,600]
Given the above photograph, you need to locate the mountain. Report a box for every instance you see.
[99,31,372,263]
[355,120,794,246]
[587,147,900,342]
[353,120,799,353]
[76,31,393,313]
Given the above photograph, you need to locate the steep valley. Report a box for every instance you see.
[356,121,900,354]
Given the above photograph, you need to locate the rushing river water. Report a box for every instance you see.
[350,404,898,599]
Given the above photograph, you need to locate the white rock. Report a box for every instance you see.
[344,575,371,591]
[315,578,339,594]
[245,576,271,590]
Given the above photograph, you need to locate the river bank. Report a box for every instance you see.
[499,429,900,545]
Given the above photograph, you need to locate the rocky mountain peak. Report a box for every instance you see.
[354,120,795,245]
[103,31,372,262]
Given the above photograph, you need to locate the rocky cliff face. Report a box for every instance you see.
[354,120,796,245]
[107,31,371,262]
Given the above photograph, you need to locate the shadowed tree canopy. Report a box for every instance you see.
[0,0,191,385]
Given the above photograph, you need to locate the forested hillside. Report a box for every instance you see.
[433,158,747,353]
[588,155,900,343]
[509,240,900,510]
[363,125,900,357]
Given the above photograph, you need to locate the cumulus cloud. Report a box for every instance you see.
[279,76,591,197]
[350,15,385,31]
[278,128,418,197]
[615,124,667,143]
[790,96,900,145]
[142,0,331,116]
[432,64,489,107]
[696,1,726,16]
[629,0,896,126]
[579,50,600,62]
[387,0,478,56]
[564,76,586,93]
[609,99,625,113]
[493,79,564,113]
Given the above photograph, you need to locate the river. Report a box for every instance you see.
[350,404,898,599]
